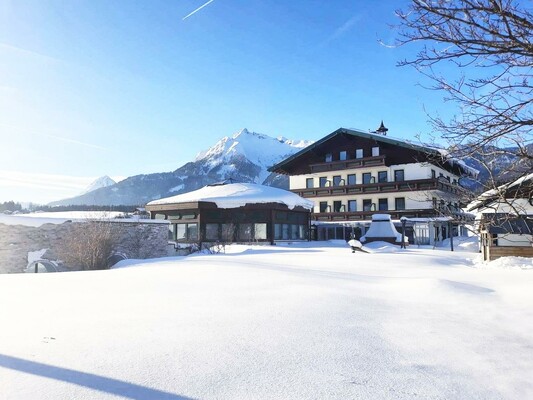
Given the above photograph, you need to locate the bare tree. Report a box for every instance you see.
[59,220,118,270]
[394,0,532,203]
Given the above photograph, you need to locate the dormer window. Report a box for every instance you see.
[355,149,363,159]
[325,153,332,162]
[339,151,347,161]
[372,147,380,156]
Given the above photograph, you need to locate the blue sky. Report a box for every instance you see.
[0,0,456,203]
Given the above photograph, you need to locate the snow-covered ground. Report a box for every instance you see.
[1,242,532,399]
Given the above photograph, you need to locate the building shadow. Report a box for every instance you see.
[0,354,195,400]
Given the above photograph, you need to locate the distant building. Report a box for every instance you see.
[469,174,533,261]
[145,181,313,247]
[269,126,477,243]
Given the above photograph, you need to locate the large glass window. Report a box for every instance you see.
[347,174,356,185]
[206,223,219,240]
[348,200,357,212]
[333,175,342,186]
[378,171,388,183]
[221,223,235,241]
[238,223,252,241]
[291,224,299,239]
[372,147,380,156]
[187,224,198,241]
[282,224,290,240]
[306,178,314,188]
[378,198,388,211]
[363,173,372,184]
[254,223,267,240]
[363,199,372,211]
[319,177,328,187]
[355,149,363,159]
[274,224,282,240]
[394,170,405,182]
[176,224,187,240]
[175,223,198,241]
[339,151,347,160]
[168,224,176,240]
[395,197,406,210]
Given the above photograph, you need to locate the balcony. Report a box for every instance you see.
[311,209,438,222]
[309,155,386,173]
[293,178,466,198]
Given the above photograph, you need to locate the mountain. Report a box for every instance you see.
[49,129,312,206]
[80,176,117,195]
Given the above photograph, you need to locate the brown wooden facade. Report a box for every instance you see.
[146,201,311,246]
[270,128,467,177]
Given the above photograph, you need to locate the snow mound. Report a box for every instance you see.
[362,241,401,253]
[478,256,533,270]
[440,236,479,252]
[360,214,404,243]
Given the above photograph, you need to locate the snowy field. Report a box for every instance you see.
[1,242,533,399]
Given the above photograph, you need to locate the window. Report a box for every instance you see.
[155,213,166,220]
[347,174,356,185]
[206,223,219,240]
[339,151,347,160]
[319,201,328,213]
[394,170,404,181]
[325,153,332,162]
[372,147,380,156]
[348,200,357,212]
[363,199,372,211]
[168,224,176,240]
[431,169,436,179]
[319,177,328,187]
[378,171,388,183]
[432,197,437,209]
[333,201,342,212]
[333,175,343,186]
[221,223,235,241]
[175,223,198,241]
[254,223,267,240]
[238,223,253,241]
[176,224,186,240]
[306,178,314,188]
[187,224,198,241]
[363,173,372,184]
[291,224,299,239]
[378,198,388,211]
[395,197,406,210]
[274,224,282,240]
[282,224,290,240]
[355,149,363,159]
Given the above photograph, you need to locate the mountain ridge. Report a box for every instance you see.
[49,129,312,206]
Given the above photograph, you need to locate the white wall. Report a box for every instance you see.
[290,162,460,190]
[497,234,533,247]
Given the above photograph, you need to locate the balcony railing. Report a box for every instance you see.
[309,155,386,173]
[294,178,466,197]
[311,209,438,221]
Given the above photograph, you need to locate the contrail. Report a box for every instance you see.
[182,0,216,20]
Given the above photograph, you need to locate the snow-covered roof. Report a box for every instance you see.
[146,182,314,210]
[269,127,479,177]
[360,214,404,243]
[466,172,533,212]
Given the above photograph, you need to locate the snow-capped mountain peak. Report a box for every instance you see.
[80,175,116,195]
[52,129,313,206]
